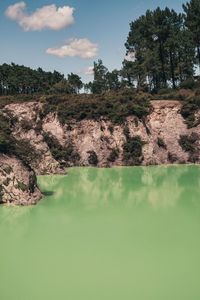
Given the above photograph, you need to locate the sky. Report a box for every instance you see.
[0,0,185,82]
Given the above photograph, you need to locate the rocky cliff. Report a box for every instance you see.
[1,99,200,205]
[0,155,41,205]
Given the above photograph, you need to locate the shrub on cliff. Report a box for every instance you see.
[179,133,199,162]
[87,151,98,166]
[107,148,119,163]
[0,112,41,166]
[180,94,200,128]
[157,137,167,149]
[0,113,15,154]
[43,133,80,165]
[123,135,145,166]
[41,90,151,125]
[179,133,198,153]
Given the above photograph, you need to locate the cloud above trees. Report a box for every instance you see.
[46,38,98,59]
[5,2,74,31]
[84,66,94,75]
[5,2,99,60]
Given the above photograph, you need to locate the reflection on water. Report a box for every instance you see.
[0,166,200,300]
[39,165,200,210]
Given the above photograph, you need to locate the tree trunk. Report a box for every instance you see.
[159,41,167,87]
[169,50,176,89]
[197,46,200,67]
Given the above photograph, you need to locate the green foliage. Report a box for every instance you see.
[0,112,41,166]
[168,152,178,163]
[183,0,200,65]
[180,94,200,127]
[14,139,41,166]
[0,112,15,154]
[43,133,80,165]
[123,135,145,165]
[179,133,198,152]
[0,64,83,96]
[20,119,34,132]
[107,149,119,163]
[179,132,199,162]
[180,78,196,89]
[49,79,71,94]
[125,6,195,91]
[41,91,151,125]
[157,137,167,149]
[16,181,28,192]
[0,63,64,95]
[67,73,83,94]
[87,151,98,166]
[90,60,108,94]
[86,61,122,94]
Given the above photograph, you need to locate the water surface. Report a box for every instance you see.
[0,166,200,300]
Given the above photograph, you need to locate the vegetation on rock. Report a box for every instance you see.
[179,132,199,162]
[43,133,80,166]
[87,151,99,166]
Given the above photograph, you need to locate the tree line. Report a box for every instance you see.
[86,0,200,93]
[1,0,200,95]
[0,63,83,95]
[123,0,200,91]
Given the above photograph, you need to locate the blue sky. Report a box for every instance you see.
[0,0,185,82]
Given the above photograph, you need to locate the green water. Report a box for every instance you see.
[0,166,200,300]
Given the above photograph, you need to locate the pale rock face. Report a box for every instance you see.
[3,102,62,175]
[2,99,200,206]
[3,100,200,173]
[41,100,200,167]
[0,155,41,205]
[142,101,189,165]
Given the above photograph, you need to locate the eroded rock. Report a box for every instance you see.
[0,155,42,205]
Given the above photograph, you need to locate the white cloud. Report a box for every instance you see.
[5,2,74,31]
[83,66,94,75]
[77,66,94,76]
[46,38,98,59]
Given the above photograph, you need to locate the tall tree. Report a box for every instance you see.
[67,73,83,94]
[125,7,195,90]
[183,0,200,66]
[92,60,108,94]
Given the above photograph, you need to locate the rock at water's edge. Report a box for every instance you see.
[0,155,42,206]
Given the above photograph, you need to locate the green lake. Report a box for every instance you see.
[0,166,200,300]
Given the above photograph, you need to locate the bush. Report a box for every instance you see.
[16,181,28,192]
[123,135,145,165]
[157,88,174,95]
[0,113,16,154]
[43,133,80,165]
[168,152,178,163]
[87,151,98,166]
[180,78,196,90]
[14,139,41,166]
[20,119,34,132]
[181,95,200,128]
[41,90,151,125]
[0,112,41,166]
[107,148,119,163]
[179,133,198,153]
[179,133,199,163]
[157,137,167,149]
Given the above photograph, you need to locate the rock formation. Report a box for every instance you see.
[0,155,42,205]
[1,99,200,205]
